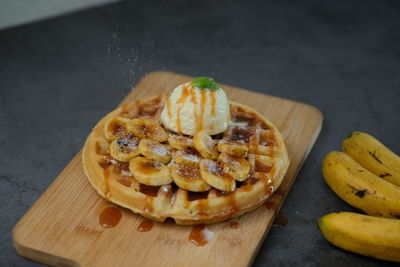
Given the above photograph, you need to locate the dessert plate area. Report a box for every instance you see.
[13,71,323,267]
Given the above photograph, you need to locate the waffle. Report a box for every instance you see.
[82,94,290,224]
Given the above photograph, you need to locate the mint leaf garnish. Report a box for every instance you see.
[192,77,219,91]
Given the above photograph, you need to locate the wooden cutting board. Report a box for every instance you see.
[13,71,323,267]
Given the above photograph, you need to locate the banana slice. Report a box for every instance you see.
[170,163,211,192]
[217,140,248,157]
[109,134,140,162]
[193,131,219,160]
[199,159,235,192]
[138,139,172,164]
[126,118,168,142]
[168,135,194,150]
[218,153,250,181]
[129,157,172,186]
[173,150,202,166]
[104,117,130,141]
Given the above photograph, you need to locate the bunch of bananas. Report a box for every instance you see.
[320,132,400,262]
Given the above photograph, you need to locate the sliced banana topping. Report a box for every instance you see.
[104,117,130,141]
[126,118,168,142]
[109,134,140,162]
[173,150,202,166]
[138,139,172,164]
[129,157,172,186]
[168,135,194,150]
[218,152,250,181]
[193,131,219,160]
[170,163,211,192]
[199,159,235,192]
[217,139,248,157]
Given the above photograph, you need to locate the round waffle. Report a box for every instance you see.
[82,94,290,224]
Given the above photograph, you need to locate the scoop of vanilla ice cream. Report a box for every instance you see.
[161,82,230,136]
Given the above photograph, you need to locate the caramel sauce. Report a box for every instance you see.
[144,197,154,214]
[166,98,172,119]
[266,185,275,195]
[264,167,276,194]
[112,161,129,174]
[109,120,126,137]
[168,183,179,205]
[139,184,160,197]
[267,140,275,146]
[98,156,112,169]
[273,214,288,226]
[189,225,208,246]
[103,168,111,201]
[255,164,273,173]
[249,134,259,154]
[259,131,275,146]
[116,176,132,187]
[233,115,256,126]
[215,190,231,197]
[195,197,210,217]
[189,87,199,131]
[198,90,207,131]
[196,212,209,218]
[257,171,275,195]
[210,91,216,116]
[246,176,260,185]
[239,184,252,192]
[139,160,160,175]
[230,221,239,229]
[231,127,254,143]
[265,201,278,211]
[176,84,190,133]
[206,160,234,183]
[225,192,239,215]
[99,207,121,228]
[187,191,209,201]
[137,219,154,232]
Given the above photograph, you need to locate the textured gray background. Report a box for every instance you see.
[1,0,400,266]
[0,0,119,30]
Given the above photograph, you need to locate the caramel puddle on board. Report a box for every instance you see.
[137,219,154,232]
[189,224,214,246]
[99,207,122,228]
[230,221,239,229]
[273,214,288,226]
[265,201,278,211]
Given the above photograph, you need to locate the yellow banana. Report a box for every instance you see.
[343,132,400,186]
[322,151,400,218]
[319,212,400,262]
[193,131,219,160]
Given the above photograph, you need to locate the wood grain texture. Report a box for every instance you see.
[13,71,323,267]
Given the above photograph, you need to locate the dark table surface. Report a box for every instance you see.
[1,0,399,266]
